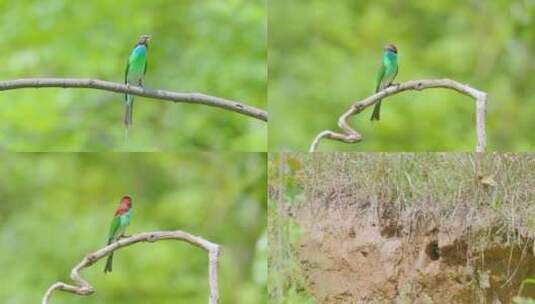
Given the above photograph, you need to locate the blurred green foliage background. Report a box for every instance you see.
[269,0,534,151]
[0,152,266,303]
[0,0,266,151]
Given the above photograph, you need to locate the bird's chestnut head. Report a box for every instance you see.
[121,195,133,208]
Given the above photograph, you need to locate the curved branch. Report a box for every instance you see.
[41,230,221,304]
[0,78,267,122]
[309,79,488,152]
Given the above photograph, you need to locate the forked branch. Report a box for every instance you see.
[41,230,221,304]
[309,79,487,152]
[0,78,267,121]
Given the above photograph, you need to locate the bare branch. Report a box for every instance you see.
[41,230,221,304]
[309,79,488,152]
[0,78,267,122]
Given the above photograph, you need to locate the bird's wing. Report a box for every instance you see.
[124,56,131,101]
[108,216,121,242]
[144,58,148,75]
[375,64,386,92]
[124,59,130,84]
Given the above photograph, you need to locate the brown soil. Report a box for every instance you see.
[293,201,535,304]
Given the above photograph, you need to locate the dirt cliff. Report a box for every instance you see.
[294,201,535,303]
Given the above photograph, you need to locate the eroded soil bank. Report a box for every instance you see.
[293,202,535,304]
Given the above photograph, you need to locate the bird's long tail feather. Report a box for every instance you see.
[104,238,114,273]
[104,252,114,273]
[371,100,381,121]
[124,95,134,127]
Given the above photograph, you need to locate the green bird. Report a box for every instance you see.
[371,43,398,121]
[124,35,150,128]
[104,195,133,273]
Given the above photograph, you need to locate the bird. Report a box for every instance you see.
[124,35,150,128]
[370,43,398,121]
[104,195,133,273]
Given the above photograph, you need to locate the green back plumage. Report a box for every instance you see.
[376,51,398,92]
[104,197,133,273]
[371,47,398,121]
[125,45,148,85]
[107,210,131,242]
[123,42,148,127]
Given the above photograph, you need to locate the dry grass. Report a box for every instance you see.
[288,153,535,238]
[268,153,535,303]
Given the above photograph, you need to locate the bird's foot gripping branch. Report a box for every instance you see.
[41,231,221,304]
[309,79,488,152]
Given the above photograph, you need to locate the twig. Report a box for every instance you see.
[41,230,221,304]
[0,78,267,121]
[309,79,488,152]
